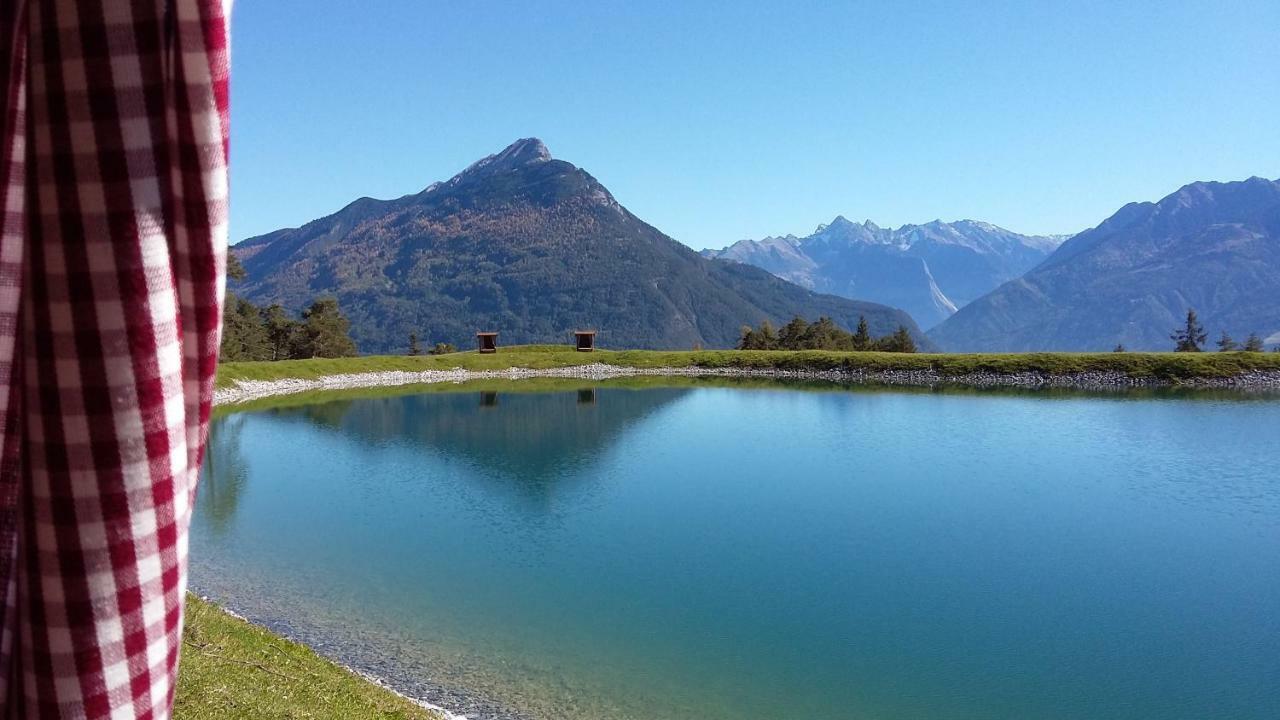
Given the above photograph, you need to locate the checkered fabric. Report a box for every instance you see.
[1,1,230,717]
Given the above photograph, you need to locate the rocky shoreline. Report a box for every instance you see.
[214,362,1280,406]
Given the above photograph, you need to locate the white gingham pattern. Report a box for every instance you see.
[1,1,229,717]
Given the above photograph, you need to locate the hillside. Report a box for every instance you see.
[233,139,931,353]
[704,218,1063,328]
[929,177,1280,351]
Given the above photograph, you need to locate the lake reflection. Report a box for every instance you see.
[192,382,1280,720]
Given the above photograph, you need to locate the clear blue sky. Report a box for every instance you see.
[230,0,1279,249]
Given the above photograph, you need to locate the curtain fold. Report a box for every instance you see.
[1,1,228,716]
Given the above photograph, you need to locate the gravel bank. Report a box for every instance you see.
[214,362,1280,406]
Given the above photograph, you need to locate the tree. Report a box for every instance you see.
[226,253,247,281]
[219,295,270,362]
[293,297,357,358]
[1243,332,1265,352]
[408,332,421,356]
[876,325,917,353]
[802,317,846,350]
[1216,331,1238,352]
[852,316,872,351]
[431,342,456,355]
[1113,344,1126,353]
[1171,310,1207,352]
[260,304,298,361]
[737,325,758,350]
[778,316,810,350]
[756,320,778,350]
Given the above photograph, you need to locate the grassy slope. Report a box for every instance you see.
[216,345,1280,389]
[176,595,445,720]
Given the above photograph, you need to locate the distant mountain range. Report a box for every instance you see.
[704,219,1064,328]
[232,139,932,353]
[929,177,1280,351]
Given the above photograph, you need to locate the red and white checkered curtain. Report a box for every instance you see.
[1,1,229,716]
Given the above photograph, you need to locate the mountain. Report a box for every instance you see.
[929,177,1280,352]
[704,218,1063,328]
[232,139,933,353]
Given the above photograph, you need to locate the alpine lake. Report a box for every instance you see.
[192,378,1280,720]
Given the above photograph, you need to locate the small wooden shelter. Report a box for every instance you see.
[574,330,596,352]
[476,331,498,354]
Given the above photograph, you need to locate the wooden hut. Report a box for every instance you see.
[574,330,596,352]
[476,331,498,354]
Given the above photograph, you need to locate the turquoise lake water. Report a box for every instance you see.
[191,381,1280,720]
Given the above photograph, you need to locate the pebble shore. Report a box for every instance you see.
[214,362,1280,406]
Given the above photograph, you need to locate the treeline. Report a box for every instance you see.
[220,296,359,362]
[1164,309,1277,353]
[738,316,917,353]
[220,256,358,362]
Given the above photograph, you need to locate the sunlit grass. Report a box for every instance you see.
[175,594,446,720]
[216,345,1280,390]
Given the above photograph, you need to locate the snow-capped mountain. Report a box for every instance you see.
[704,217,1065,328]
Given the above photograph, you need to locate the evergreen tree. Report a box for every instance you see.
[852,315,872,351]
[737,325,758,350]
[227,253,247,281]
[1243,332,1265,352]
[293,297,358,358]
[757,320,779,350]
[876,325,917,353]
[778,316,810,350]
[802,317,845,350]
[1216,331,1238,352]
[1170,309,1207,352]
[260,304,298,361]
[219,295,270,361]
[409,332,421,356]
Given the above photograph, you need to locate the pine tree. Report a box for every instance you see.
[219,295,270,362]
[737,326,757,350]
[293,297,358,358]
[876,325,917,353]
[757,320,779,350]
[1243,332,1265,352]
[1170,310,1207,352]
[1216,331,1238,352]
[408,332,421,356]
[778,316,810,350]
[227,253,247,281]
[852,316,872,351]
[803,317,842,350]
[260,304,298,361]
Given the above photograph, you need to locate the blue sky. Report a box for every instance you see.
[230,0,1279,249]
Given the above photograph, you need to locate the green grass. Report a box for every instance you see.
[175,594,446,719]
[216,345,1280,390]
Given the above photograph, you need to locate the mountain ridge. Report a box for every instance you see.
[929,176,1280,351]
[232,139,934,353]
[704,218,1065,328]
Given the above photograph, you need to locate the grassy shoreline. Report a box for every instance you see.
[217,345,1280,390]
[176,594,448,719]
